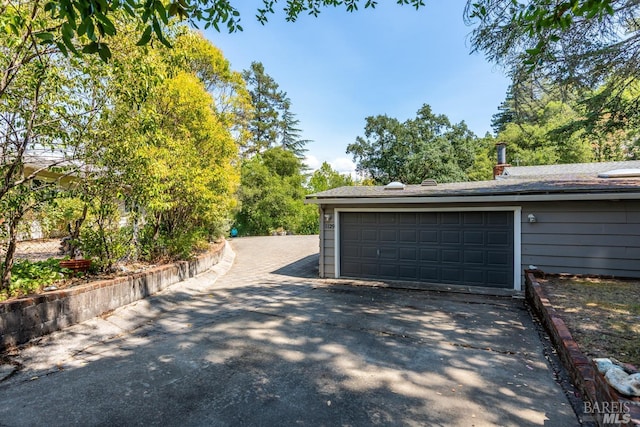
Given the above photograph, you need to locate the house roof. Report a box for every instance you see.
[500,160,640,179]
[306,161,640,205]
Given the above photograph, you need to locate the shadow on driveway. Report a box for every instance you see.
[0,236,581,426]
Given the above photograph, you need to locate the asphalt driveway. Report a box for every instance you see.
[0,235,581,426]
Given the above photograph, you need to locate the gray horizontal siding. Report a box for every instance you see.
[521,200,640,277]
[322,207,336,278]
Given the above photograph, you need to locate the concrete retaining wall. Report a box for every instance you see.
[0,243,227,351]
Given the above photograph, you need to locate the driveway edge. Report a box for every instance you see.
[525,271,640,427]
[0,241,230,352]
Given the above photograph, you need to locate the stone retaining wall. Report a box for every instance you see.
[0,243,227,351]
[525,271,640,427]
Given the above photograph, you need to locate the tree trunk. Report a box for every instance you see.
[66,204,88,257]
[1,217,18,293]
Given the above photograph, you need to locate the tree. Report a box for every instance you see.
[0,5,108,290]
[167,29,253,151]
[12,0,427,59]
[491,79,637,164]
[242,62,285,155]
[242,62,310,158]
[1,16,248,292]
[467,0,640,132]
[280,97,310,158]
[347,104,479,184]
[308,162,354,193]
[236,147,317,235]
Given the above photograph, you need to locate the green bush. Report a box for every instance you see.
[139,225,209,261]
[2,259,67,299]
[79,226,132,270]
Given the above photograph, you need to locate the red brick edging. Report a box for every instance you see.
[0,243,227,352]
[525,271,640,426]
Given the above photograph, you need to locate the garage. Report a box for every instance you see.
[306,160,640,291]
[339,211,514,288]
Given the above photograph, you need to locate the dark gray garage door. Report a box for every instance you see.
[340,211,514,288]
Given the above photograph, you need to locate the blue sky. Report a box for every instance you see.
[204,1,510,173]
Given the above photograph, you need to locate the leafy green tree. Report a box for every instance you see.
[236,147,317,235]
[497,100,593,166]
[467,0,640,132]
[14,0,427,60]
[491,79,636,164]
[308,162,354,193]
[0,5,109,290]
[347,104,479,184]
[82,23,245,262]
[167,29,253,151]
[467,134,497,181]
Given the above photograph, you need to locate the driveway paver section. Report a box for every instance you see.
[0,235,581,426]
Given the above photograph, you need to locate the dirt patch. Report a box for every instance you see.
[539,276,640,368]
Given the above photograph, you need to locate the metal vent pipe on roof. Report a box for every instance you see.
[493,142,511,180]
[497,142,507,165]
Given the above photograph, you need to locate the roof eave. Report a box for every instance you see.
[305,191,640,205]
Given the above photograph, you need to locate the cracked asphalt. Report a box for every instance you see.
[0,235,582,426]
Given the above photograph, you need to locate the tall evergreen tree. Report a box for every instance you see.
[280,97,310,159]
[242,62,310,158]
[242,62,286,155]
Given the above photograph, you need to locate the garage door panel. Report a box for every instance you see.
[362,229,377,241]
[362,214,377,224]
[361,246,378,259]
[420,230,438,243]
[464,270,486,285]
[441,268,462,282]
[399,214,417,224]
[379,213,397,224]
[342,245,360,258]
[379,264,398,277]
[399,265,418,279]
[441,249,461,263]
[442,214,461,225]
[488,212,510,225]
[399,230,417,242]
[464,231,484,245]
[342,214,360,224]
[343,228,360,241]
[379,229,397,241]
[379,247,397,259]
[488,231,509,245]
[487,270,510,287]
[340,211,514,288]
[487,251,510,266]
[464,250,485,264]
[420,248,438,262]
[420,267,438,281]
[399,248,417,261]
[419,213,438,224]
[441,231,461,244]
[463,212,484,225]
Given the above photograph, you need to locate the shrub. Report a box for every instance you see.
[1,259,67,300]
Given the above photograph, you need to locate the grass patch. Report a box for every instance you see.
[540,276,640,367]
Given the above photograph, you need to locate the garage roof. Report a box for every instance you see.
[306,162,640,204]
